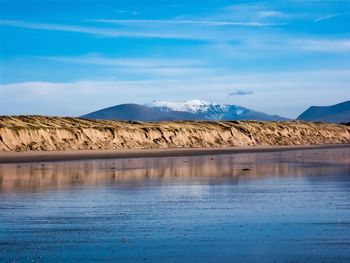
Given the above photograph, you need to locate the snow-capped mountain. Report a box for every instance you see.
[146,99,226,113]
[82,99,288,121]
[146,99,232,120]
[146,99,286,121]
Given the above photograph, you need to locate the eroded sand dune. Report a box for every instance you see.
[0,116,350,151]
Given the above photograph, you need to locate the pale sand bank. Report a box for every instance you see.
[1,116,350,152]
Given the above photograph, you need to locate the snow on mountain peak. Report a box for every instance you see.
[146,99,224,114]
[144,99,286,121]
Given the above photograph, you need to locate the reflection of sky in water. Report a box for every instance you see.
[0,148,349,262]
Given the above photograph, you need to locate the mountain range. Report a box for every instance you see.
[297,100,350,123]
[82,99,288,122]
[82,99,350,123]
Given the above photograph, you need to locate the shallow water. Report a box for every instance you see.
[0,148,350,262]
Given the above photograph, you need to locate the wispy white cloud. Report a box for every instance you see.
[93,19,284,27]
[200,35,350,56]
[314,13,350,22]
[314,14,340,22]
[35,54,218,78]
[39,54,202,68]
[222,4,289,22]
[257,11,285,19]
[0,19,106,35]
[0,16,285,43]
[0,19,206,40]
[2,18,349,57]
[292,38,350,53]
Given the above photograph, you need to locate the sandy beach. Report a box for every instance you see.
[0,143,350,163]
[1,146,350,262]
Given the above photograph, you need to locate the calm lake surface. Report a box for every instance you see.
[0,148,350,262]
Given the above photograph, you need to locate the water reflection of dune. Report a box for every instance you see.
[0,148,349,192]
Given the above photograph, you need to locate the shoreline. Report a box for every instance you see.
[0,144,349,164]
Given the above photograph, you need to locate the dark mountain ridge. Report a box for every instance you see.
[298,100,350,123]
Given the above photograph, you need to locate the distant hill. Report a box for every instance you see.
[297,100,350,123]
[82,100,288,121]
[81,103,199,121]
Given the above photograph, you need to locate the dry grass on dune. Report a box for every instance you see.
[0,116,349,152]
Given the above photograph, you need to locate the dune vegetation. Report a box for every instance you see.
[0,116,350,152]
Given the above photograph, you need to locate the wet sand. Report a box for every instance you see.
[1,143,350,164]
[0,147,350,262]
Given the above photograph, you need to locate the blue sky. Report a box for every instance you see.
[0,0,349,118]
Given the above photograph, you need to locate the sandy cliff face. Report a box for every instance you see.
[0,116,350,152]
